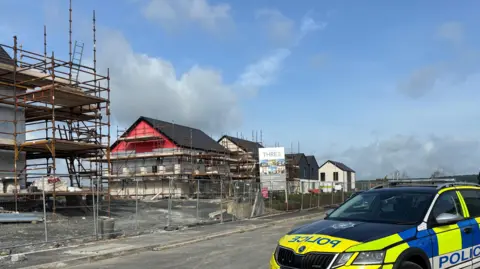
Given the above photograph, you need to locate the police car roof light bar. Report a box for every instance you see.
[369,178,458,190]
[436,182,480,190]
[387,178,456,184]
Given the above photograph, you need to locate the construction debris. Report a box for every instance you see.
[0,212,44,224]
[10,253,27,263]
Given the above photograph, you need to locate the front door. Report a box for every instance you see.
[429,190,473,269]
[457,189,480,269]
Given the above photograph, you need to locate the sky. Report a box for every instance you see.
[1,0,480,180]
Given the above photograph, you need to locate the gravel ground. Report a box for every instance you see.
[0,198,227,253]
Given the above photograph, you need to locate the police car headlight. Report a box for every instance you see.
[332,253,353,268]
[352,251,386,265]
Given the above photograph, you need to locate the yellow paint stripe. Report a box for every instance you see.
[384,243,409,263]
[452,186,480,190]
[457,191,470,217]
[345,265,382,269]
[383,265,394,269]
[439,186,480,194]
[433,224,462,254]
[347,234,403,252]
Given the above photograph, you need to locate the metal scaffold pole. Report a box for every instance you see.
[107,68,112,217]
[51,51,57,218]
[12,35,18,212]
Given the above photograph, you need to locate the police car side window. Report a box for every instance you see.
[430,191,463,220]
[459,190,480,218]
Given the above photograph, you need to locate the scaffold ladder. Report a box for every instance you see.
[71,40,84,84]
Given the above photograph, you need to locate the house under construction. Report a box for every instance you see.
[107,116,232,198]
[0,8,111,214]
[217,135,263,181]
[104,117,266,199]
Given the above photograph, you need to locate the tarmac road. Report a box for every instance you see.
[71,218,314,269]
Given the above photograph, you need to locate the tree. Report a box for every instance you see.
[400,171,409,179]
[430,169,445,178]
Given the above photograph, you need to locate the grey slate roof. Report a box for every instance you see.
[285,153,306,165]
[112,116,226,153]
[0,46,14,65]
[218,135,263,154]
[320,160,355,172]
[306,155,319,167]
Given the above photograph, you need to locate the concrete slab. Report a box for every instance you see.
[65,244,133,256]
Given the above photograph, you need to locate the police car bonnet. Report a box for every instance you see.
[288,219,418,243]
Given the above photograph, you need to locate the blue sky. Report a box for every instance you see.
[2,0,480,179]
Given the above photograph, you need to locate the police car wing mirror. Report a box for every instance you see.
[435,213,463,225]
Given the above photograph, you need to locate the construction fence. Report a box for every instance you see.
[0,179,353,254]
[355,180,385,190]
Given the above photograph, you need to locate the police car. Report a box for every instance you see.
[270,179,480,269]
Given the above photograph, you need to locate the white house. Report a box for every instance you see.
[318,160,356,192]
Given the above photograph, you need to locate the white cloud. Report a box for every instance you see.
[325,135,480,180]
[241,12,326,92]
[255,9,327,46]
[255,9,295,45]
[437,21,464,46]
[297,15,327,42]
[396,64,444,98]
[236,49,291,90]
[95,29,241,133]
[142,0,232,32]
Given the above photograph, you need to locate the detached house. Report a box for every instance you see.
[306,155,319,181]
[285,153,320,181]
[109,116,229,198]
[318,160,356,191]
[285,153,310,180]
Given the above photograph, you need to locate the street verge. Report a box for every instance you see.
[9,209,324,269]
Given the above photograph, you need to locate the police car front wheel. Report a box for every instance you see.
[400,261,424,269]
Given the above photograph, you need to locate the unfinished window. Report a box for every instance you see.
[320,172,326,181]
[152,165,158,173]
[333,172,339,181]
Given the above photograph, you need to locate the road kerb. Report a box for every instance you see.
[19,211,324,269]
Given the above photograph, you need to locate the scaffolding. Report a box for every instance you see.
[218,136,260,181]
[0,2,111,216]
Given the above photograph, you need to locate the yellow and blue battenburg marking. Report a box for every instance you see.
[396,221,480,268]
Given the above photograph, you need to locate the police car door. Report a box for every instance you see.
[429,191,473,269]
[457,189,480,269]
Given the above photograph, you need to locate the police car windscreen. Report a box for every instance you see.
[327,191,435,224]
